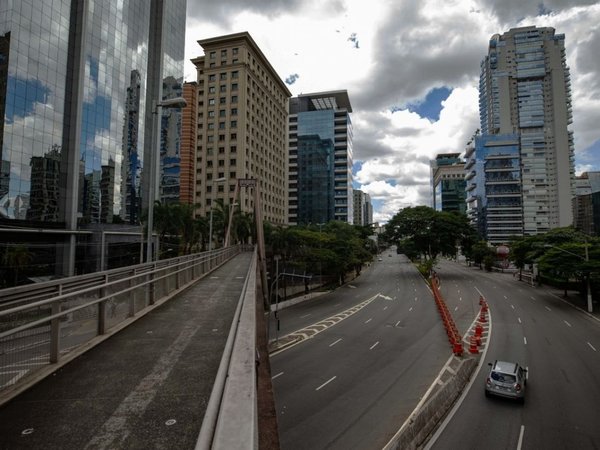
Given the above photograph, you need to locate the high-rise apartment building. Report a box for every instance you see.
[288,91,353,225]
[0,0,186,279]
[353,189,373,226]
[431,153,466,214]
[573,172,600,236]
[192,32,290,225]
[470,26,575,242]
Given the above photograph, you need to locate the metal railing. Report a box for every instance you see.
[0,245,242,402]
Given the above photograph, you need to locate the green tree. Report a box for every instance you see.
[383,206,477,272]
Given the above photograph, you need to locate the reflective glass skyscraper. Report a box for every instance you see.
[0,0,185,282]
[472,26,575,242]
[288,91,353,225]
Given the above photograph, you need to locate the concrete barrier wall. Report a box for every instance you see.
[386,356,478,450]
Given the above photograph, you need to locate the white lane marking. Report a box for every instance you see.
[415,297,418,302]
[316,376,337,391]
[511,304,515,309]
[588,342,597,352]
[564,320,572,327]
[272,372,284,380]
[333,303,340,307]
[300,314,311,319]
[210,276,219,279]
[329,338,342,347]
[504,295,508,299]
[395,320,401,327]
[530,296,536,301]
[369,341,379,350]
[524,337,527,345]
[459,297,462,302]
[518,317,522,324]
[545,306,552,312]
[365,318,372,324]
[517,425,525,450]
[409,307,413,312]
[454,307,458,312]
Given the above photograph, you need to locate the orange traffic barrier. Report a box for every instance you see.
[468,336,479,354]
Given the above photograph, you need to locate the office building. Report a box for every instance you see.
[288,91,353,225]
[573,172,600,236]
[353,189,373,226]
[180,81,198,205]
[470,26,575,242]
[192,32,290,225]
[431,153,466,214]
[0,0,186,281]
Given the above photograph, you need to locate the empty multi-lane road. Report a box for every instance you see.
[270,254,600,450]
[270,252,451,450]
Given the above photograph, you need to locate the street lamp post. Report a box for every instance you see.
[146,97,187,263]
[208,177,227,252]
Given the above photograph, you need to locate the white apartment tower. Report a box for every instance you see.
[192,32,291,225]
[477,26,575,237]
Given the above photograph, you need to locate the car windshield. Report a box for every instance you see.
[491,371,516,383]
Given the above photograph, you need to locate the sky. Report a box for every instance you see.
[184,0,600,224]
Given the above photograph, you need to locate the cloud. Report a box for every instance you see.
[184,0,600,223]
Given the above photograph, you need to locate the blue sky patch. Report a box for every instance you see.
[407,87,452,121]
[578,139,600,171]
[5,76,50,122]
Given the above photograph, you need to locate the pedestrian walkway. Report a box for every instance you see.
[0,252,254,450]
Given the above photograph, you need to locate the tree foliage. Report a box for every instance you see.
[383,206,478,265]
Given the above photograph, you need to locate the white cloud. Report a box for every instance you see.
[185,0,600,223]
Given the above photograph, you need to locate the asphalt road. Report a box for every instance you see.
[427,260,600,450]
[270,251,451,450]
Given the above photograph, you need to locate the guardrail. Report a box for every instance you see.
[0,246,242,403]
[196,249,258,450]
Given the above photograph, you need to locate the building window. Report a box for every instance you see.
[231,108,238,116]
[230,172,236,178]
[218,185,225,192]
[219,134,225,141]
[220,97,226,104]
[209,86,216,93]
[220,72,227,80]
[208,98,215,105]
[230,120,237,128]
[230,145,237,153]
[209,63,215,68]
[208,110,215,117]
[220,85,227,93]
[218,160,225,167]
[210,51,216,59]
[231,95,238,103]
[221,50,227,58]
[230,159,237,165]
[219,109,226,117]
[218,147,225,153]
[207,123,214,130]
[231,83,238,91]
[207,136,214,142]
[230,133,237,140]
[233,48,239,55]
[208,74,216,82]
[219,122,225,129]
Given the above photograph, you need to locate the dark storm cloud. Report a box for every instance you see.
[350,2,486,112]
[186,0,346,26]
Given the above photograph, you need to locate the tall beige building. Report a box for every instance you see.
[191,32,291,225]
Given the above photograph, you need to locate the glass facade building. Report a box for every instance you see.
[474,26,575,242]
[288,91,353,225]
[0,0,185,283]
[431,153,466,215]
